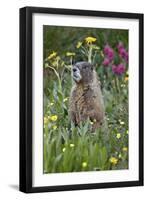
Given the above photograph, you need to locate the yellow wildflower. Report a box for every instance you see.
[70,144,75,148]
[82,162,87,168]
[109,157,118,165]
[48,51,57,59]
[50,102,54,106]
[66,52,76,57]
[44,117,48,124]
[122,147,128,152]
[90,121,94,125]
[63,97,68,102]
[53,125,57,130]
[116,133,121,139]
[62,147,66,152]
[76,41,82,48]
[50,115,58,121]
[85,36,97,44]
[124,76,129,82]
[126,130,129,134]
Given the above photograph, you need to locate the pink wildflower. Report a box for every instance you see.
[103,44,114,61]
[103,58,110,66]
[117,42,128,63]
[117,42,124,50]
[112,63,126,75]
[104,45,111,54]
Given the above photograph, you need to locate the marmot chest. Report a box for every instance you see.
[74,86,98,111]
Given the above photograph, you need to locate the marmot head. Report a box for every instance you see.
[72,62,94,84]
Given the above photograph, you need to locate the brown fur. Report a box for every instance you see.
[69,62,105,131]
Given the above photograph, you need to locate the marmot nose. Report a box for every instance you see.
[73,68,77,72]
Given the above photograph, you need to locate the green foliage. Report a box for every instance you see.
[43,27,128,173]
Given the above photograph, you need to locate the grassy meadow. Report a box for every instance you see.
[43,26,129,173]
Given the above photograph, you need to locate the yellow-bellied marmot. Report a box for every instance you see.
[69,61,105,131]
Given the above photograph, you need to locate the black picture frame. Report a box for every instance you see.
[19,6,144,193]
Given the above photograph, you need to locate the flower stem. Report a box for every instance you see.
[48,65,62,91]
[88,45,92,63]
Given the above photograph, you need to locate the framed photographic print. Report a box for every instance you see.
[19,6,144,193]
